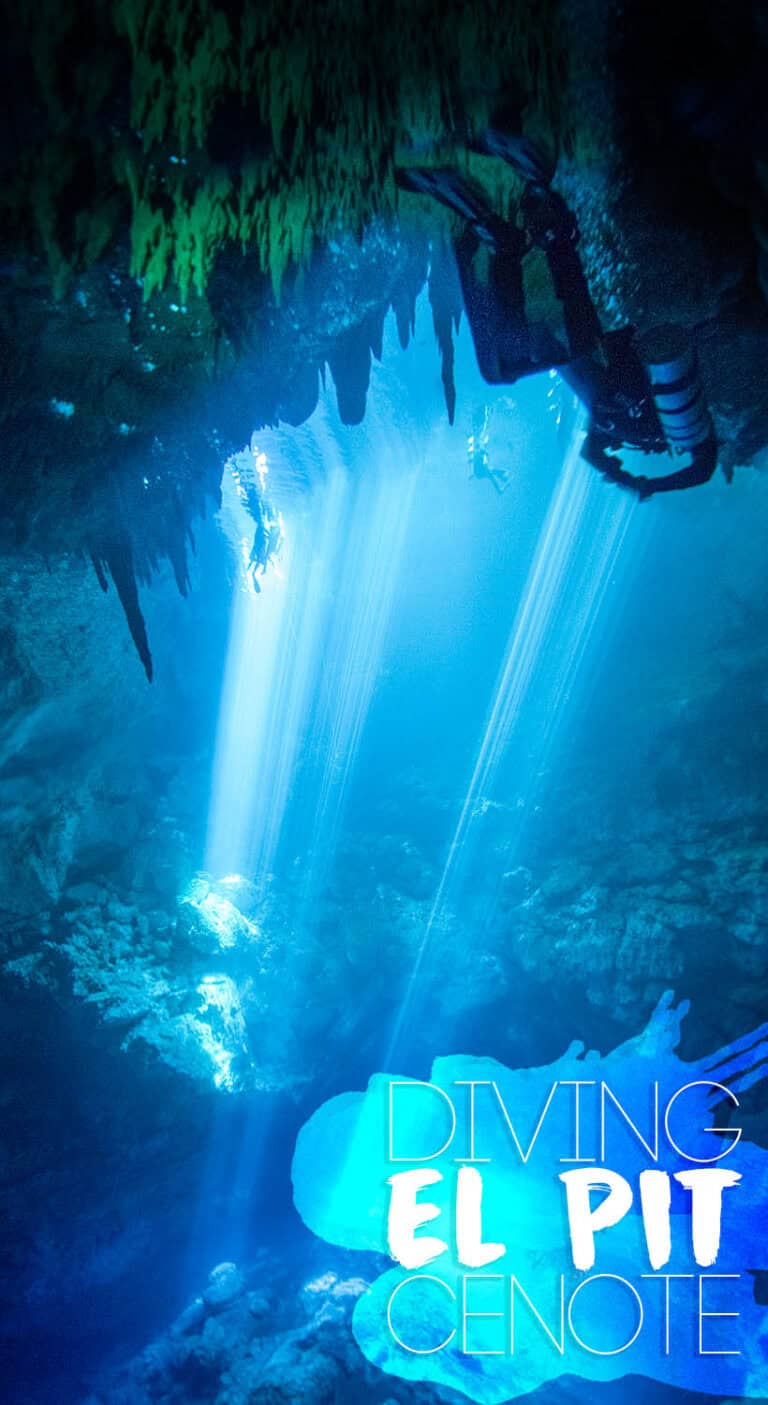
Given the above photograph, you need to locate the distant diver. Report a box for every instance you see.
[248,500,284,589]
[468,405,510,494]
[250,507,270,575]
[397,133,720,499]
[228,455,284,590]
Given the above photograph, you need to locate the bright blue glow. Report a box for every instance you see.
[175,279,768,1405]
[179,875,261,949]
[384,404,638,1066]
[206,299,617,895]
[195,973,247,1090]
[203,294,653,1083]
[206,348,425,891]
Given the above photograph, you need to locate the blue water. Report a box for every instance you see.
[8,292,768,1404]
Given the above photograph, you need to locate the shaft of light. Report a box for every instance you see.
[292,465,419,907]
[385,407,637,1066]
[205,405,420,890]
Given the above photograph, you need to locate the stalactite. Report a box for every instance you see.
[90,553,109,594]
[428,240,463,426]
[96,534,154,681]
[392,292,414,351]
[166,491,192,597]
[2,0,572,673]
[328,317,377,426]
[5,0,567,300]
[390,249,428,352]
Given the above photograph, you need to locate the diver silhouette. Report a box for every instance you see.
[468,405,510,494]
[397,133,720,499]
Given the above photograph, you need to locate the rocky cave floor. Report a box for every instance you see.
[84,1255,460,1405]
[3,542,768,1402]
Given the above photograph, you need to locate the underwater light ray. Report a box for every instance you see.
[206,465,355,882]
[459,422,592,790]
[384,409,643,1067]
[206,300,438,900]
[462,479,636,911]
[245,496,338,879]
[465,486,637,941]
[382,415,588,1063]
[245,468,359,880]
[523,481,636,758]
[428,416,590,869]
[205,545,294,879]
[295,466,421,902]
[207,370,426,900]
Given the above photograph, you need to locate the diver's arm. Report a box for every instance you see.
[581,427,621,474]
[591,435,719,499]
[636,437,718,495]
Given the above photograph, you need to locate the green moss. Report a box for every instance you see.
[6,0,569,300]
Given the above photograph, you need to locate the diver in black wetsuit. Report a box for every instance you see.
[397,135,720,499]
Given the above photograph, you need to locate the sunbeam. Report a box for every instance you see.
[205,388,422,898]
[384,401,638,1067]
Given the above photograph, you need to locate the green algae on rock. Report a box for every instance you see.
[5,0,565,300]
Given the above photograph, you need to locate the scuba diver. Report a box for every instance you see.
[468,405,510,494]
[397,133,720,499]
[250,506,270,575]
[228,453,284,590]
[248,499,284,589]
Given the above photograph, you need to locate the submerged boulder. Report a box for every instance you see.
[202,1262,245,1313]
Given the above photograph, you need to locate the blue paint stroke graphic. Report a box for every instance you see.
[292,995,768,1401]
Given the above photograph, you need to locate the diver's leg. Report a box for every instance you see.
[637,437,719,495]
[547,241,604,359]
[453,226,533,383]
[471,115,603,358]
[397,163,557,384]
[520,185,604,359]
[453,228,506,381]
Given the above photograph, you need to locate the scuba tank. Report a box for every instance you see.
[635,325,715,457]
